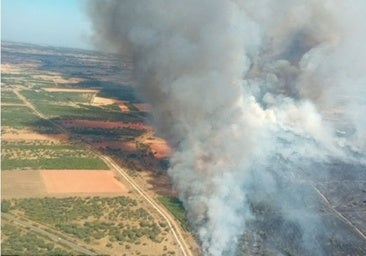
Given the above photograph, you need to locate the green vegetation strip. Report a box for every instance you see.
[2,141,108,170]
[21,90,94,104]
[34,103,144,121]
[2,157,108,170]
[158,196,190,231]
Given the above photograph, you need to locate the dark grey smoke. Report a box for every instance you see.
[87,1,366,255]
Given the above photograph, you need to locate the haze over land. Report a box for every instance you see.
[2,1,366,255]
[88,1,366,255]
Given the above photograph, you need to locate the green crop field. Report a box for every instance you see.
[1,90,23,104]
[2,157,108,170]
[1,106,42,127]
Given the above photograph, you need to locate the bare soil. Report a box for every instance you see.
[1,170,129,198]
[92,96,115,105]
[92,96,130,112]
[40,170,129,195]
[2,171,47,199]
[143,137,171,159]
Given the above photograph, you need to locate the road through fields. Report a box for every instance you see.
[13,88,194,256]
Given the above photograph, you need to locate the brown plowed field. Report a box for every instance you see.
[2,170,129,198]
[41,170,129,195]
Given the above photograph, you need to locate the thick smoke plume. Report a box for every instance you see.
[87,1,366,255]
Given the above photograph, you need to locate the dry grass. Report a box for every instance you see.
[2,131,68,142]
[1,63,37,74]
[1,103,26,106]
[2,171,47,199]
[92,96,115,105]
[34,75,84,84]
[141,136,171,159]
[92,96,130,112]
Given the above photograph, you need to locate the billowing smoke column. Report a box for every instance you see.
[87,1,366,255]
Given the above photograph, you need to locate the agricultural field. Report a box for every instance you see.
[1,42,198,256]
[1,140,108,170]
[1,90,24,104]
[2,170,128,199]
[2,106,43,128]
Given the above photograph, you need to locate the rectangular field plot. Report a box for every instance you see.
[2,170,128,198]
[41,170,128,195]
[1,141,108,170]
[2,158,108,170]
[1,106,42,127]
[2,171,47,199]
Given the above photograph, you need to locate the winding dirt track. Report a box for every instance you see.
[14,88,193,256]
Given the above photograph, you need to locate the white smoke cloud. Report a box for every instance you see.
[87,1,366,255]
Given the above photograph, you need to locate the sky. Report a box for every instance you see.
[2,0,92,50]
